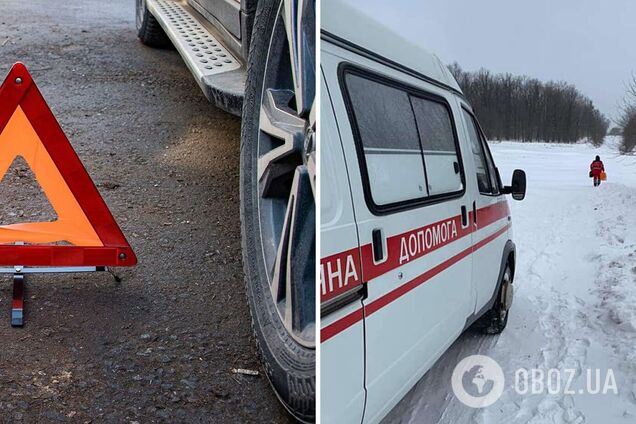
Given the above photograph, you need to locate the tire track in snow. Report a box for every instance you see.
[493,198,589,424]
[589,184,636,413]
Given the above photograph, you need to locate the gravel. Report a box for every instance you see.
[0,0,290,421]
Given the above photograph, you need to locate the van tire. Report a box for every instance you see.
[135,0,171,48]
[476,263,513,334]
[240,0,315,421]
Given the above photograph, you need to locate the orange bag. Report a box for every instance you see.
[600,171,607,181]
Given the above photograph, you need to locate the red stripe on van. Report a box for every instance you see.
[476,201,510,229]
[365,224,510,317]
[319,201,509,305]
[320,307,365,341]
[320,247,363,303]
[358,201,509,282]
[360,214,470,282]
[321,223,510,343]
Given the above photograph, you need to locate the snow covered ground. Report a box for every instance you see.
[384,136,636,424]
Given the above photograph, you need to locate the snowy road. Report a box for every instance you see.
[384,137,636,424]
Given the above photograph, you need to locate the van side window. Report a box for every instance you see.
[462,109,493,194]
[343,70,464,210]
[481,137,500,194]
[344,73,428,205]
[411,97,463,196]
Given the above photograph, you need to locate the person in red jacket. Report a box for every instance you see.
[590,155,604,187]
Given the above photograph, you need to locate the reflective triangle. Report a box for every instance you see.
[0,62,136,266]
[0,106,102,246]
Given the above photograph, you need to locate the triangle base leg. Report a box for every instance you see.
[11,274,24,327]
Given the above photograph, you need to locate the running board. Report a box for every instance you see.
[147,0,246,116]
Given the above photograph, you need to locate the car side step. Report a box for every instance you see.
[146,0,246,116]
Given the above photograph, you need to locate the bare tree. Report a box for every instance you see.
[448,64,608,145]
[618,74,636,153]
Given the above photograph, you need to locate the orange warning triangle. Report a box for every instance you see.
[0,106,102,246]
[0,63,137,267]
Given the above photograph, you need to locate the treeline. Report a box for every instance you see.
[618,75,636,153]
[448,63,609,145]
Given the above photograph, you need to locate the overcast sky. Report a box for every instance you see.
[347,0,636,122]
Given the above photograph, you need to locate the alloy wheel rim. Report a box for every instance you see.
[256,0,315,348]
[135,0,145,29]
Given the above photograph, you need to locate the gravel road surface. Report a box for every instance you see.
[0,0,290,421]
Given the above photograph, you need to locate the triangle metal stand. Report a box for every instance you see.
[1,265,106,327]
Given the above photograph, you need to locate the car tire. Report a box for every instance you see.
[135,0,171,48]
[476,263,513,335]
[240,0,315,422]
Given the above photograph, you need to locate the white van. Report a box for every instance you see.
[320,2,526,423]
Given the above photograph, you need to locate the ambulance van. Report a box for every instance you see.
[320,2,527,422]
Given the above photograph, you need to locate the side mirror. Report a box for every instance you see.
[502,169,526,201]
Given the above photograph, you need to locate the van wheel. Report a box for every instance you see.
[477,264,513,335]
[135,0,171,48]
[240,0,315,421]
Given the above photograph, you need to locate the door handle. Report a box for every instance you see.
[372,228,384,262]
[461,206,468,227]
[473,201,477,225]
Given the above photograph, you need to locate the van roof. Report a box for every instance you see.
[322,0,463,95]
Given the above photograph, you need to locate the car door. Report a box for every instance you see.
[458,104,511,313]
[323,47,477,423]
[320,67,366,424]
[189,0,241,39]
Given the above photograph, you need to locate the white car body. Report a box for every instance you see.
[320,1,517,422]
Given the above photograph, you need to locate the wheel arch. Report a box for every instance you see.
[506,242,516,278]
[463,239,516,330]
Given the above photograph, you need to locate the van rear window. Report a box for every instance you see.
[342,69,464,212]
